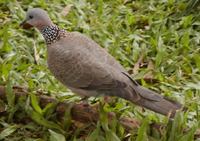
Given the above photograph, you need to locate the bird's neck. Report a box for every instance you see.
[40,25,67,45]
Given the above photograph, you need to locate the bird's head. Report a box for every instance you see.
[20,8,53,30]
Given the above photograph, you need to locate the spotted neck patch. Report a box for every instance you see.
[41,25,66,45]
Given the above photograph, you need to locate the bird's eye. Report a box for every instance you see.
[29,15,33,19]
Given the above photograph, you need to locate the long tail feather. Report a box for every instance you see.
[131,86,182,117]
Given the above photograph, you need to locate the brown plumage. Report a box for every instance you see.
[20,8,182,117]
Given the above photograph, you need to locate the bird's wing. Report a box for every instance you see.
[70,32,126,72]
[66,32,163,101]
[53,32,130,90]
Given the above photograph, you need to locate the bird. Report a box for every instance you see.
[20,8,182,117]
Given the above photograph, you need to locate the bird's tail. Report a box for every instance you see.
[130,86,182,118]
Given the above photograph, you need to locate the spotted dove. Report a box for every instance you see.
[20,8,182,117]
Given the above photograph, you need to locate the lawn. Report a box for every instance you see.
[0,0,200,140]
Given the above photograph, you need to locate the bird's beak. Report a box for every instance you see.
[20,20,33,29]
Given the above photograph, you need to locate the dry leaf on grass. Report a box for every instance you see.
[61,4,73,16]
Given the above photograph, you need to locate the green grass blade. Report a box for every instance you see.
[49,129,66,141]
[0,124,18,140]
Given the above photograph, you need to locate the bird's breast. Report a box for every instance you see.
[46,43,93,88]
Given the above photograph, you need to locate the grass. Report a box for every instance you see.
[0,0,200,140]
